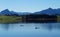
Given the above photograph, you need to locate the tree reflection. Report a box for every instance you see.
[0,24,9,30]
[40,23,60,30]
[0,23,60,31]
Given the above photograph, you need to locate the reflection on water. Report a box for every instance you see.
[0,23,60,37]
[0,24,9,30]
[40,23,60,30]
[0,23,60,30]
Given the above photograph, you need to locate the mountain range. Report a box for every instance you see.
[35,8,60,15]
[0,8,60,16]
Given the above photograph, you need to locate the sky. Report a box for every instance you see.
[0,0,60,12]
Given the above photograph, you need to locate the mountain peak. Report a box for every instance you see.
[47,8,53,10]
[1,9,10,12]
[34,8,60,15]
[0,9,12,15]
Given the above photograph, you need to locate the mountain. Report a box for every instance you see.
[0,9,32,16]
[0,9,19,16]
[17,12,32,15]
[0,9,11,15]
[0,8,60,16]
[34,8,60,15]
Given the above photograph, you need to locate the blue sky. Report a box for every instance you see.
[0,0,60,12]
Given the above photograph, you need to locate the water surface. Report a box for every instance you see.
[0,23,60,37]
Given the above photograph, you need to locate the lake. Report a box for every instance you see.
[0,23,60,37]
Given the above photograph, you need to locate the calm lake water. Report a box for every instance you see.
[0,23,60,37]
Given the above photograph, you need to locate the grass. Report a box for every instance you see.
[57,16,60,22]
[0,15,59,23]
[0,16,22,23]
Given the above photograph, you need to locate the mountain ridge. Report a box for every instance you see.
[0,8,60,16]
[34,8,60,15]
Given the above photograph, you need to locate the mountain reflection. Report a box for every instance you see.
[0,23,60,31]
